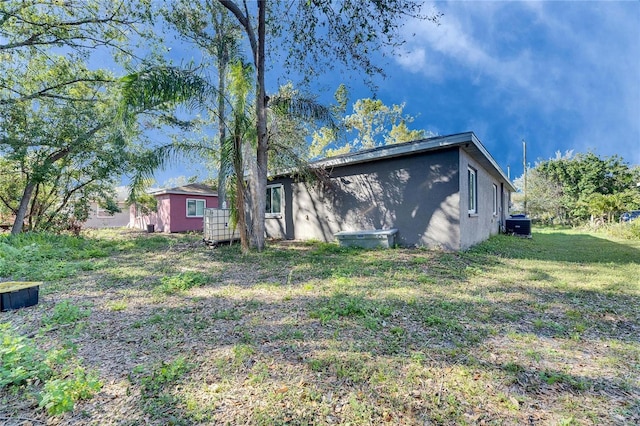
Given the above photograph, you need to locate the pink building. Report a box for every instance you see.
[130,183,218,233]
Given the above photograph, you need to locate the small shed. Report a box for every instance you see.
[130,183,218,233]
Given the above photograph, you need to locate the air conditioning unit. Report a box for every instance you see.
[505,215,532,237]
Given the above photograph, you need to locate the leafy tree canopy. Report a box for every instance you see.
[1,0,149,106]
[514,151,640,224]
[0,73,134,233]
[0,0,164,234]
[310,85,430,158]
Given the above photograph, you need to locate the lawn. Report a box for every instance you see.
[1,228,638,425]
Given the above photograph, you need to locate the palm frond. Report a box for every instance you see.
[269,93,334,125]
[219,134,236,184]
[119,66,213,126]
[127,141,216,202]
[228,60,254,115]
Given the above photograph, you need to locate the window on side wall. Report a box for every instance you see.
[468,167,477,215]
[492,184,498,215]
[96,205,114,219]
[186,199,205,217]
[266,185,282,216]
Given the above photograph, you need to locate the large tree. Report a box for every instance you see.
[310,87,429,158]
[218,0,441,251]
[160,0,243,207]
[1,69,135,235]
[2,1,232,237]
[0,1,163,234]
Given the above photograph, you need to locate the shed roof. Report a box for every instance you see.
[274,132,516,192]
[151,183,218,197]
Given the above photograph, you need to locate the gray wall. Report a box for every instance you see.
[458,149,507,250]
[266,148,466,250]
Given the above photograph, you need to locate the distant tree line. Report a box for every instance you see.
[513,151,640,225]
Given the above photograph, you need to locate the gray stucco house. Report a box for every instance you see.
[264,132,516,251]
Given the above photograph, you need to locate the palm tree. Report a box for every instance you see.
[118,64,215,200]
[120,62,333,252]
[161,0,243,208]
[222,60,254,253]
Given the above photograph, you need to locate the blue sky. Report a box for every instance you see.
[366,0,639,177]
[152,0,639,185]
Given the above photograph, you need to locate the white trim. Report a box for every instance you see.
[266,184,283,216]
[96,205,114,219]
[186,198,206,218]
[492,184,498,216]
[468,167,477,214]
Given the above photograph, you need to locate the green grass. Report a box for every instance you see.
[153,271,210,295]
[129,356,193,422]
[0,227,638,424]
[309,293,392,328]
[0,231,190,282]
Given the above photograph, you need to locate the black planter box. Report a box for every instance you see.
[0,282,40,311]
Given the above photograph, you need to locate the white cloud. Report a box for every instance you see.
[395,48,426,72]
[394,1,640,164]
[398,2,539,92]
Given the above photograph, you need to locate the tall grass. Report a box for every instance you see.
[601,220,640,240]
[0,231,196,281]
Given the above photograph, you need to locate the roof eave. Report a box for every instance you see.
[152,189,218,196]
[270,131,516,192]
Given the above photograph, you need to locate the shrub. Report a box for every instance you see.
[154,271,209,295]
[43,300,90,326]
[602,221,640,240]
[0,323,52,387]
[1,323,102,415]
[39,367,102,415]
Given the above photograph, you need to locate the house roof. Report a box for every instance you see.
[151,183,218,197]
[274,131,516,192]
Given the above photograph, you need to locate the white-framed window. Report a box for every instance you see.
[266,185,282,215]
[468,167,477,215]
[96,205,113,219]
[186,198,206,217]
[492,184,498,216]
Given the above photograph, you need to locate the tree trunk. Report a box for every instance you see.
[251,0,268,251]
[219,0,267,251]
[11,149,71,234]
[215,11,228,208]
[11,180,37,235]
[27,182,41,231]
[10,146,72,235]
[233,134,250,253]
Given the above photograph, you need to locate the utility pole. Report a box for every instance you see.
[523,139,527,216]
